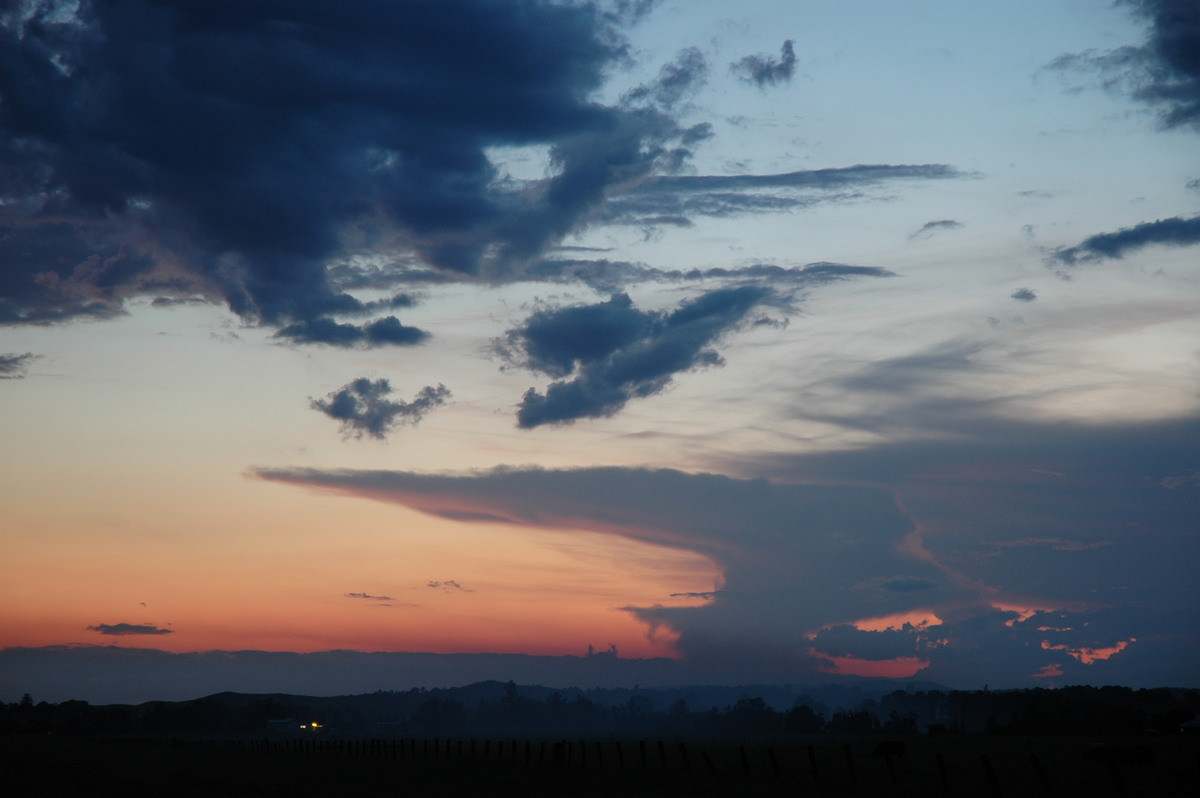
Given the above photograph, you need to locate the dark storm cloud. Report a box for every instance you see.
[879,576,938,593]
[1123,0,1200,128]
[1051,215,1200,264]
[0,0,697,328]
[344,592,394,601]
[908,219,963,240]
[254,463,957,682]
[501,286,771,426]
[275,316,429,348]
[1010,287,1037,302]
[809,624,924,661]
[310,379,450,440]
[87,622,172,636]
[732,414,1200,686]
[732,39,797,87]
[1049,0,1200,129]
[0,351,38,378]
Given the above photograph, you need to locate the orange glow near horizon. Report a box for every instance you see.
[991,601,1062,627]
[1040,638,1135,664]
[1032,663,1064,679]
[813,652,930,679]
[851,610,944,633]
[0,479,720,659]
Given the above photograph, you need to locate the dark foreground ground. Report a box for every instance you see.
[4,732,1198,797]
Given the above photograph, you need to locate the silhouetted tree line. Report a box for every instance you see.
[2,684,1196,737]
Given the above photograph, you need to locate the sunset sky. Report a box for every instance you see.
[2,0,1198,703]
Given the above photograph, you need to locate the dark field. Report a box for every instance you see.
[4,733,1198,797]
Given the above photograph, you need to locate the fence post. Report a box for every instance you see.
[678,742,691,772]
[1104,757,1126,798]
[740,745,752,778]
[843,743,858,788]
[701,750,719,782]
[980,753,1000,795]
[1029,752,1053,794]
[807,744,820,783]
[936,752,949,791]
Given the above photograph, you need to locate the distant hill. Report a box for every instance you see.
[0,644,947,705]
[6,681,1196,738]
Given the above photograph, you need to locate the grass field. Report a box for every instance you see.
[4,732,1198,796]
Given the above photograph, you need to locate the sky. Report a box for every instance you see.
[2,0,1199,703]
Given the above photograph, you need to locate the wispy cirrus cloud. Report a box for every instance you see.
[427,580,473,592]
[908,219,964,240]
[87,622,172,636]
[344,592,395,601]
[1051,215,1200,264]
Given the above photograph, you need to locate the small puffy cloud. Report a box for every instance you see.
[1052,215,1200,264]
[1010,287,1037,302]
[87,622,172,636]
[732,39,797,87]
[427,580,473,592]
[311,379,450,439]
[502,286,770,427]
[0,352,38,379]
[275,316,429,348]
[908,219,964,240]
